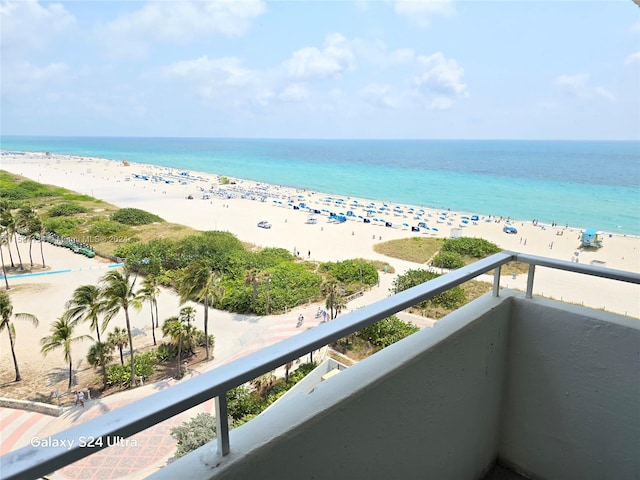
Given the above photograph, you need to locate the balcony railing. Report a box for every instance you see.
[3,251,639,480]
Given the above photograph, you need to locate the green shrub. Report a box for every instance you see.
[106,351,157,387]
[111,208,164,225]
[227,386,263,420]
[48,202,89,217]
[62,193,96,202]
[429,286,466,309]
[134,350,158,378]
[193,330,215,350]
[0,186,30,200]
[157,342,177,362]
[319,259,379,286]
[287,362,317,383]
[43,217,80,236]
[431,251,465,269]
[392,268,467,311]
[441,237,500,258]
[89,220,126,237]
[357,315,419,348]
[170,413,218,460]
[106,364,130,387]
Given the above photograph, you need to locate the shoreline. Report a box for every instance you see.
[2,150,638,240]
[3,147,639,238]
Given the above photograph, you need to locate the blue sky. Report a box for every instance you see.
[1,0,639,140]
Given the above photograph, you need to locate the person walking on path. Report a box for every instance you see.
[74,391,85,407]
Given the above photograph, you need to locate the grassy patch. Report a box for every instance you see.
[374,237,444,264]
[497,261,531,276]
[0,170,197,256]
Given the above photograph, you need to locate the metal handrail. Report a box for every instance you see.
[2,251,638,480]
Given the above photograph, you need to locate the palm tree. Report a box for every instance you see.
[138,275,161,345]
[0,201,16,269]
[0,201,24,271]
[264,273,272,315]
[245,268,261,313]
[65,284,104,343]
[245,269,272,314]
[16,205,37,268]
[100,268,141,387]
[0,290,39,381]
[252,372,275,396]
[177,263,224,361]
[41,316,91,391]
[37,217,46,268]
[162,307,197,379]
[285,361,293,383]
[0,226,10,290]
[179,305,197,354]
[107,326,129,365]
[87,341,114,390]
[322,280,346,320]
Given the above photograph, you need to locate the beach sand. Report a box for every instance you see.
[1,152,638,394]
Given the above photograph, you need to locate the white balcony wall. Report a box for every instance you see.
[498,298,640,480]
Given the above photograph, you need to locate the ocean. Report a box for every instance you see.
[1,136,639,236]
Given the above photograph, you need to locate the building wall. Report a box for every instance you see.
[499,297,640,480]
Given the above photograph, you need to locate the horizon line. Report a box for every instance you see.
[2,134,639,143]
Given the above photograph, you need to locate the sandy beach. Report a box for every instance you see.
[1,151,638,395]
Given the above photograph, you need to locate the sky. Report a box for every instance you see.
[1,0,639,140]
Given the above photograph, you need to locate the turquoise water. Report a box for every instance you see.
[1,136,639,235]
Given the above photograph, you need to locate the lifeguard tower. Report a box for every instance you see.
[580,228,603,249]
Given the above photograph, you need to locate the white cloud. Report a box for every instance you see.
[97,0,265,59]
[287,33,355,80]
[554,73,615,102]
[354,39,414,69]
[413,52,468,108]
[164,56,254,88]
[279,84,309,101]
[624,51,640,65]
[360,83,401,109]
[393,0,455,28]
[1,60,69,95]
[0,0,75,56]
[593,87,615,102]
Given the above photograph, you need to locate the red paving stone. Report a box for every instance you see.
[55,415,183,480]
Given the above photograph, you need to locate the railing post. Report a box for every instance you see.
[215,395,230,456]
[492,266,501,297]
[526,264,536,298]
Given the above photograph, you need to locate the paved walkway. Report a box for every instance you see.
[1,273,429,480]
